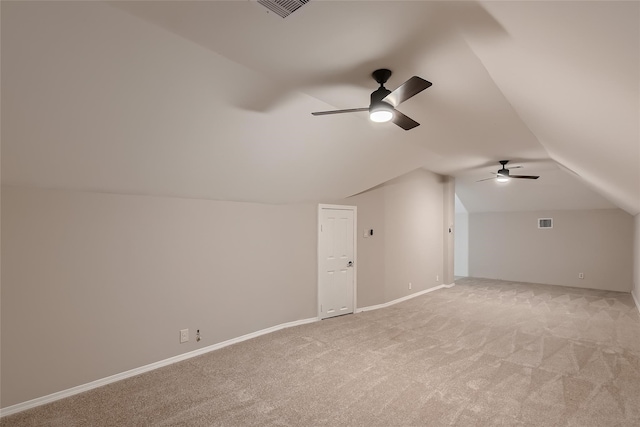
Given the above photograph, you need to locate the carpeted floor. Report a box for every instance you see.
[3,277,640,426]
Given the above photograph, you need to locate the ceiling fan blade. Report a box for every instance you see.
[383,76,432,107]
[511,175,540,179]
[392,110,420,130]
[311,107,368,116]
[476,177,496,182]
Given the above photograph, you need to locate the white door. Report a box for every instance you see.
[318,205,356,319]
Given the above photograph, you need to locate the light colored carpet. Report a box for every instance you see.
[3,277,640,426]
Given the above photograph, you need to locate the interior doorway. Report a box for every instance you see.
[317,204,357,319]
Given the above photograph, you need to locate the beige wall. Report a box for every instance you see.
[341,169,448,306]
[2,168,452,409]
[340,188,386,308]
[633,214,640,304]
[454,212,469,277]
[442,177,455,285]
[1,186,317,407]
[468,209,634,292]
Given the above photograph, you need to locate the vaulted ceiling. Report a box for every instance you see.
[2,1,638,214]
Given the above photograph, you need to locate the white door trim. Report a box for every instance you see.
[317,204,357,319]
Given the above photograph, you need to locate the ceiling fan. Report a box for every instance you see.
[311,69,432,131]
[477,160,540,182]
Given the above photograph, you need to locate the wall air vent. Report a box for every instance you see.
[257,0,310,18]
[538,218,553,229]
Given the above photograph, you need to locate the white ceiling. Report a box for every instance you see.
[2,1,638,213]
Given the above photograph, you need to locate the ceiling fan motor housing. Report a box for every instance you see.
[369,87,394,122]
[370,87,392,110]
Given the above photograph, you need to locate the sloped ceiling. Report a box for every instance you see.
[2,1,638,213]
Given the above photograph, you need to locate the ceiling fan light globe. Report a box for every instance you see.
[496,176,510,183]
[370,101,394,123]
[370,109,393,123]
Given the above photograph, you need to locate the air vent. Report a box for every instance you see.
[538,218,553,229]
[257,0,310,18]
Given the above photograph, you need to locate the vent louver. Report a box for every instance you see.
[257,0,310,18]
[538,218,553,229]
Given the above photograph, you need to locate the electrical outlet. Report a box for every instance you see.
[409,282,412,290]
[578,273,584,279]
[436,275,439,282]
[180,329,189,343]
[196,329,201,342]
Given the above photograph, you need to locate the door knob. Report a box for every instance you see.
[347,261,353,267]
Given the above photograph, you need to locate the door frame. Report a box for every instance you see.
[317,204,358,319]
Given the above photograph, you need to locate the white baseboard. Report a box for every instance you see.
[632,289,640,313]
[0,316,319,418]
[355,283,455,313]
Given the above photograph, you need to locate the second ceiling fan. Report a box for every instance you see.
[311,69,432,131]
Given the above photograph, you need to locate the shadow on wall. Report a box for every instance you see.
[454,194,469,277]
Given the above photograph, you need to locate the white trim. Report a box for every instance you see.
[317,204,357,211]
[317,204,357,319]
[632,290,640,313]
[0,317,318,418]
[355,283,455,313]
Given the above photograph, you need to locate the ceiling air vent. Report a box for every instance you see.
[538,218,553,229]
[257,0,310,18]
